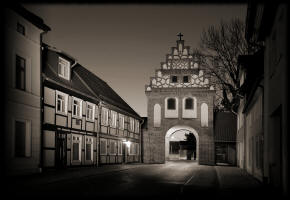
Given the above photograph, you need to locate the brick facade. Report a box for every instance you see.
[143,38,216,165]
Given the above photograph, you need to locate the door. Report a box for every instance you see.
[56,131,67,169]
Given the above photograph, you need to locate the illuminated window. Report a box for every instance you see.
[135,120,140,133]
[167,98,176,110]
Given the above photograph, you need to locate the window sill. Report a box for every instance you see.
[56,111,68,116]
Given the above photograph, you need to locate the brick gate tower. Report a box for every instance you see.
[143,35,215,165]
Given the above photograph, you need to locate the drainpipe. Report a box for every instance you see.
[140,118,145,163]
[39,30,49,173]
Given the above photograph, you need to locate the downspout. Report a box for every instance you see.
[139,118,145,163]
[40,30,49,173]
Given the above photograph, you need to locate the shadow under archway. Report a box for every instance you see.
[165,125,199,162]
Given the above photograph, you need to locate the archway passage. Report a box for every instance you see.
[165,125,199,161]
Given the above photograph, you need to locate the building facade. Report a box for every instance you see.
[237,51,264,182]
[143,37,216,165]
[239,3,288,195]
[4,5,50,175]
[214,111,237,165]
[42,45,142,169]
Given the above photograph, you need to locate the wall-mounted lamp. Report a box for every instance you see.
[123,140,131,148]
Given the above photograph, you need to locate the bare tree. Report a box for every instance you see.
[196,18,260,114]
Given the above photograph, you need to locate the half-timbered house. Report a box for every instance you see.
[42,44,142,169]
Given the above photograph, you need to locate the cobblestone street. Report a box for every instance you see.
[4,161,280,199]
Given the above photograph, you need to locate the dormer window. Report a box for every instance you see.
[17,22,25,35]
[58,57,70,80]
[171,75,178,83]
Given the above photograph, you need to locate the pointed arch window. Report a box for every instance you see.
[167,98,176,110]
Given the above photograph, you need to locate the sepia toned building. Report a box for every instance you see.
[4,5,51,175]
[42,44,142,169]
[238,2,289,195]
[143,37,216,165]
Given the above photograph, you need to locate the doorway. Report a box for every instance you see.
[56,131,67,169]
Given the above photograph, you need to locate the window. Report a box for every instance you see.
[135,120,139,133]
[118,114,125,130]
[129,143,135,155]
[110,110,117,128]
[72,97,82,118]
[129,143,138,155]
[100,138,107,155]
[72,135,82,162]
[86,102,95,121]
[154,104,161,127]
[129,117,135,132]
[183,76,189,83]
[118,141,122,155]
[14,120,31,157]
[58,57,70,80]
[171,75,178,83]
[109,140,117,155]
[85,137,93,161]
[101,107,109,126]
[201,103,208,127]
[16,55,26,90]
[185,98,193,109]
[56,91,68,114]
[17,22,25,35]
[167,98,176,110]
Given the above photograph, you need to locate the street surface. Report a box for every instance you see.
[4,160,279,199]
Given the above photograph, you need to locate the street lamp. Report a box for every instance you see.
[123,140,131,148]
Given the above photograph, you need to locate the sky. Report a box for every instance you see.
[24,4,246,117]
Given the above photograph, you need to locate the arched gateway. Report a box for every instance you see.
[165,125,199,161]
[142,36,215,165]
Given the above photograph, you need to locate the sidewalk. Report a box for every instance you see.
[5,163,145,186]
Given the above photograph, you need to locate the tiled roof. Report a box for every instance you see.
[73,64,141,119]
[214,111,237,142]
[43,62,97,103]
